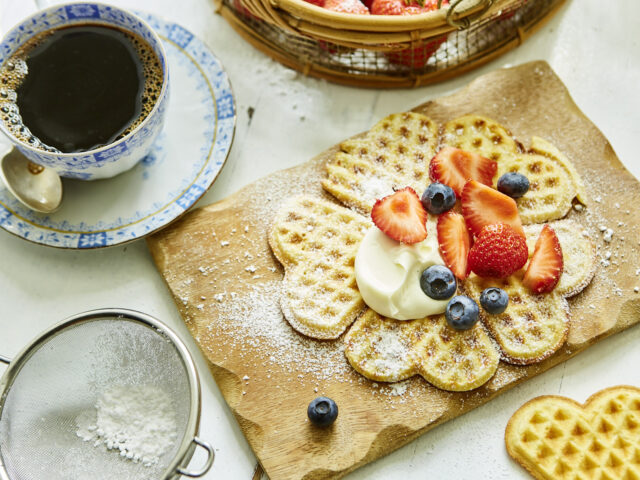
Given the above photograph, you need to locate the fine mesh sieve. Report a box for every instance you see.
[0,309,214,480]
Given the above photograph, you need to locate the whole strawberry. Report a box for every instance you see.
[468,223,528,278]
[324,0,369,14]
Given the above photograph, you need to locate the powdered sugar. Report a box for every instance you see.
[356,175,394,208]
[212,280,352,382]
[75,385,178,467]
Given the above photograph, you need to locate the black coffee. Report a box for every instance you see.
[0,24,163,153]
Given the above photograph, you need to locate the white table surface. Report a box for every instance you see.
[1,0,639,478]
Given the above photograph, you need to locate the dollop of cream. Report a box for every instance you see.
[355,221,450,321]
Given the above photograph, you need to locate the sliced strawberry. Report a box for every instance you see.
[468,223,528,278]
[371,187,427,244]
[523,225,563,294]
[461,180,524,238]
[429,146,497,197]
[437,211,471,279]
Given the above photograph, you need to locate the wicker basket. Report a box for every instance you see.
[215,0,566,88]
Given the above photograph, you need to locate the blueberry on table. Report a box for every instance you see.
[308,397,338,427]
[445,295,479,330]
[480,287,509,314]
[421,182,456,214]
[497,172,530,198]
[420,265,457,300]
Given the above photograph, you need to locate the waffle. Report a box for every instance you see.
[322,112,438,215]
[269,113,596,388]
[441,115,586,224]
[440,114,521,161]
[268,195,371,339]
[524,220,596,298]
[344,308,500,392]
[463,274,570,365]
[499,137,586,224]
[505,386,640,479]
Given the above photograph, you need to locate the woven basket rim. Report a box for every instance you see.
[273,0,517,30]
[219,0,566,88]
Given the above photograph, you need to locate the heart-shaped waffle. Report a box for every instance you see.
[441,115,586,224]
[344,308,500,392]
[322,112,438,215]
[462,273,570,365]
[440,114,521,160]
[498,137,587,225]
[462,219,595,365]
[524,220,596,298]
[268,195,370,339]
[505,386,640,479]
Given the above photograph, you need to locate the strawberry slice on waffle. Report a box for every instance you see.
[429,146,497,197]
[523,224,564,293]
[371,187,427,244]
[461,180,524,238]
[437,211,471,279]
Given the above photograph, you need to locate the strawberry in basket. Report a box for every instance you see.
[317,0,369,55]
[324,0,370,14]
[371,0,449,69]
[307,0,369,11]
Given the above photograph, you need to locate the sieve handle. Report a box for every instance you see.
[0,355,9,365]
[176,437,215,478]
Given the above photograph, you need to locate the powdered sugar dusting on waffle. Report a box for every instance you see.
[357,174,395,208]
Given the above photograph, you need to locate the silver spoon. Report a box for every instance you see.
[0,146,62,213]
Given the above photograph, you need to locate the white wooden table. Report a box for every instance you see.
[1,0,639,478]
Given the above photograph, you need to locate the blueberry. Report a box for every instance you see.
[421,182,456,214]
[479,287,509,314]
[307,397,338,427]
[497,172,530,198]
[420,265,456,300]
[445,295,479,330]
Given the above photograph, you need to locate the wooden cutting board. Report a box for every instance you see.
[147,61,640,480]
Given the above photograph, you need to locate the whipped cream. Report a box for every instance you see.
[355,221,450,320]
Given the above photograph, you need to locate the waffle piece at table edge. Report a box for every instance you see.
[505,385,640,480]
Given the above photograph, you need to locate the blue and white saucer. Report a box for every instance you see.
[0,13,235,249]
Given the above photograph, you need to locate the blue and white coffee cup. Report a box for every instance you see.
[0,2,169,180]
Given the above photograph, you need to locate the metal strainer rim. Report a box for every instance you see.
[0,308,210,480]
